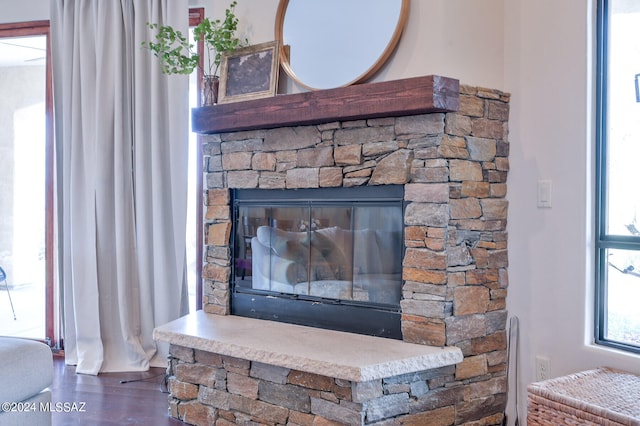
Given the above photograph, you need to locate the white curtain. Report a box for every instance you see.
[51,0,189,374]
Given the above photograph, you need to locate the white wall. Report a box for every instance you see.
[0,0,49,23]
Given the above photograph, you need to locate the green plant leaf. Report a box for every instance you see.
[142,1,247,77]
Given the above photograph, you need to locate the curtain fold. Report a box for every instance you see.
[51,0,189,374]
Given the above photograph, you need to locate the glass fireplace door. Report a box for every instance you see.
[234,203,402,306]
[231,186,405,338]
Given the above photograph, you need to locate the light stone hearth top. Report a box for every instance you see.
[153,311,463,382]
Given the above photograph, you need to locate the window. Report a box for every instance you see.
[596,0,640,353]
[188,8,205,311]
[0,21,55,347]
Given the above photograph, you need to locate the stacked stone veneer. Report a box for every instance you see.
[171,84,510,425]
[168,346,471,425]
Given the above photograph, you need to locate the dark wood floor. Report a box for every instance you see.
[50,356,185,425]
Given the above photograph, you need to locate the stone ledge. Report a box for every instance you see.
[153,311,463,382]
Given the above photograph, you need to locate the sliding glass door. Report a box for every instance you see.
[0,21,54,345]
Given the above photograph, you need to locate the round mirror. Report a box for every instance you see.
[275,0,409,91]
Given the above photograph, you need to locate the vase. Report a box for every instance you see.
[202,75,219,106]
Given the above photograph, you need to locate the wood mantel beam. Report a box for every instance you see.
[192,75,459,134]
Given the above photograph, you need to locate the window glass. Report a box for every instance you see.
[604,3,640,236]
[0,34,49,341]
[603,248,640,347]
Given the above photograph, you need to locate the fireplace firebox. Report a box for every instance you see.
[231,185,404,338]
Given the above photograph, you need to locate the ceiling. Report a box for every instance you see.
[0,36,46,67]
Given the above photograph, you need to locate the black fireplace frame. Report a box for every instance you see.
[230,185,405,339]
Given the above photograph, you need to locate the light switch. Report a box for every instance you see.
[537,179,552,208]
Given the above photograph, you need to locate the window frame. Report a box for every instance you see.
[190,8,205,311]
[595,0,640,354]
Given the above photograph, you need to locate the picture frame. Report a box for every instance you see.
[218,40,280,104]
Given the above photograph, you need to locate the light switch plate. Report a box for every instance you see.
[537,179,552,208]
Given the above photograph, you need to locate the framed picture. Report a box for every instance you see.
[218,41,280,104]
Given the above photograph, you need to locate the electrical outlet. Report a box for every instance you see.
[536,356,550,381]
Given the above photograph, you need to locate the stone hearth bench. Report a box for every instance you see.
[154,311,464,425]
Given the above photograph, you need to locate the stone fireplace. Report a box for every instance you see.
[154,76,511,425]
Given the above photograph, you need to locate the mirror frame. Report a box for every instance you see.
[274,0,410,91]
